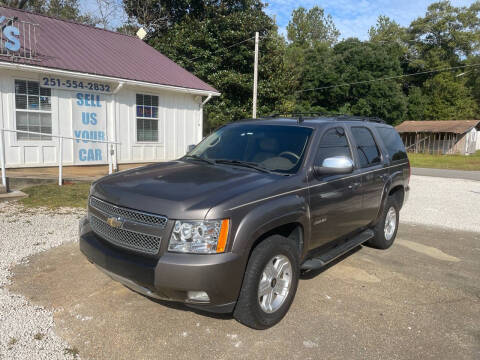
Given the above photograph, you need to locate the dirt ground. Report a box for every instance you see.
[8,223,480,360]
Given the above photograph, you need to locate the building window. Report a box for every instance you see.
[136,94,159,142]
[15,80,52,140]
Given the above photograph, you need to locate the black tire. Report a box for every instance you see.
[233,235,300,329]
[367,195,400,250]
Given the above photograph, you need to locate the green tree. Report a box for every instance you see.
[287,6,339,48]
[298,39,408,124]
[422,72,478,119]
[0,0,97,25]
[369,16,406,44]
[139,1,289,131]
[408,1,480,67]
[1,0,28,8]
[406,87,429,120]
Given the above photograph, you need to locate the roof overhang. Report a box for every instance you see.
[0,61,221,97]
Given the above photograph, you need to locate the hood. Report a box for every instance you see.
[91,160,278,219]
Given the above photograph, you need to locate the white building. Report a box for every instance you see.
[0,6,219,171]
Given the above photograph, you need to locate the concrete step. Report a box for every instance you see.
[0,190,27,201]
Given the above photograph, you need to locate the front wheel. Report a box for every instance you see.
[233,235,300,329]
[367,195,400,249]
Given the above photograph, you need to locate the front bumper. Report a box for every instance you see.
[79,217,245,313]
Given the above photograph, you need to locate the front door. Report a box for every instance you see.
[307,127,363,250]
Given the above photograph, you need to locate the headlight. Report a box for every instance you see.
[168,219,230,254]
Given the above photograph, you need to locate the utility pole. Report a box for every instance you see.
[252,31,259,118]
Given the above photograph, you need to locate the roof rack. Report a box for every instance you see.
[331,115,385,124]
[267,112,329,124]
[265,113,385,124]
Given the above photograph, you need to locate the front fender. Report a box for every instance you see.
[231,193,310,257]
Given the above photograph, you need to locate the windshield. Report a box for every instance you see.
[188,124,313,174]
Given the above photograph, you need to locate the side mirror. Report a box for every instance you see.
[314,156,354,176]
[186,144,196,153]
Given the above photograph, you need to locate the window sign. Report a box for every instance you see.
[73,92,108,164]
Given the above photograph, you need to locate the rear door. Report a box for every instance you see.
[307,126,363,250]
[349,126,387,226]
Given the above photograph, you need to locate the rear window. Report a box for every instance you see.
[351,127,382,168]
[377,127,408,162]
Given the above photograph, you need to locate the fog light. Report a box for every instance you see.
[187,291,210,302]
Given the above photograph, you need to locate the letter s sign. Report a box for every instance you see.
[4,25,20,52]
[0,15,21,52]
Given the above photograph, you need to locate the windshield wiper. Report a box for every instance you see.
[182,155,215,165]
[214,159,272,173]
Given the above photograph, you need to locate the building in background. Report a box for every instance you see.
[0,6,219,170]
[396,120,480,155]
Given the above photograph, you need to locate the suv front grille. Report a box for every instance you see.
[88,196,167,255]
[90,215,162,255]
[89,196,167,228]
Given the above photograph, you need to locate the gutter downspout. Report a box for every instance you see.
[198,94,213,143]
[111,82,124,172]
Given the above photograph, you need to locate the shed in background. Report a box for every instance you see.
[395,120,480,155]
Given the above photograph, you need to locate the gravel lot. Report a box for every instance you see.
[402,175,480,232]
[0,174,478,359]
[0,202,85,359]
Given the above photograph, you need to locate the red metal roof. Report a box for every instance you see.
[0,6,218,93]
[396,120,480,134]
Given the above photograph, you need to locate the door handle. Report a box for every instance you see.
[348,182,361,190]
[378,174,388,181]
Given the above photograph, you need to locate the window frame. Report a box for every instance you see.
[349,126,384,169]
[314,125,355,168]
[135,92,160,143]
[14,78,53,142]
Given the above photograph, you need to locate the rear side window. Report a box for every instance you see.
[315,127,352,165]
[351,127,381,168]
[376,127,408,162]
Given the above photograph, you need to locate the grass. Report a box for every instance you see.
[408,151,480,171]
[20,182,91,209]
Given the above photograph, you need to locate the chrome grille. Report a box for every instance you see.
[90,215,162,255]
[89,196,167,228]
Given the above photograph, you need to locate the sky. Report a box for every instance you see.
[82,0,477,40]
[265,0,477,40]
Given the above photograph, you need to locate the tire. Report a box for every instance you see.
[233,235,300,329]
[367,195,400,250]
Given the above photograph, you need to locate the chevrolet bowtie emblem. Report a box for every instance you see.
[107,216,124,229]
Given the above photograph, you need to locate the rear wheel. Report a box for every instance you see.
[233,235,300,329]
[367,195,399,249]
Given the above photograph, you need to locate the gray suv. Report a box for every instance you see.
[79,115,410,329]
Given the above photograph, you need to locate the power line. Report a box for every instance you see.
[186,36,255,62]
[296,63,480,93]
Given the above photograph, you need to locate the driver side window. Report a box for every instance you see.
[316,127,352,165]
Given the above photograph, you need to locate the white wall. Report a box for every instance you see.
[0,68,203,168]
[476,128,480,151]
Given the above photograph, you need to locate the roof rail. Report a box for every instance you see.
[265,113,385,124]
[267,112,330,124]
[332,115,385,123]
